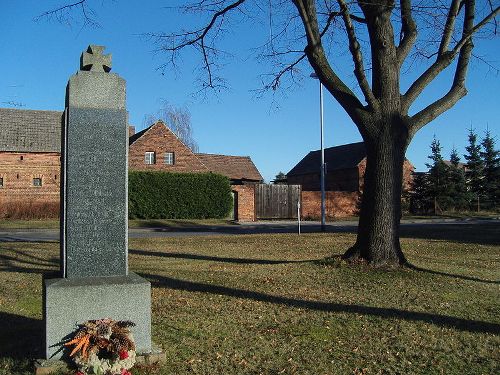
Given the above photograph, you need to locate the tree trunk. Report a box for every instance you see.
[343,121,409,266]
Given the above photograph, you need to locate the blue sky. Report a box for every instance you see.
[1,1,498,182]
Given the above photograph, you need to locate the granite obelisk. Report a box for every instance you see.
[43,45,152,359]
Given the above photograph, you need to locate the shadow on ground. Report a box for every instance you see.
[0,246,59,274]
[0,312,43,358]
[399,221,500,246]
[130,249,313,265]
[408,263,500,285]
[140,272,500,336]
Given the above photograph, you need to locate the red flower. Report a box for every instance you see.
[119,350,129,360]
[121,369,131,375]
[75,372,84,375]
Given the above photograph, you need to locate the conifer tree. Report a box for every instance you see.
[464,128,484,208]
[409,172,431,214]
[448,147,470,211]
[480,130,500,209]
[425,137,452,213]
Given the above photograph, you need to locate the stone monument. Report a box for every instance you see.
[43,45,152,360]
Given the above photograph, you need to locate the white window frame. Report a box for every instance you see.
[164,152,175,165]
[145,151,156,165]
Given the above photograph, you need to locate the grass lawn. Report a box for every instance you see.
[0,223,498,374]
[0,219,235,230]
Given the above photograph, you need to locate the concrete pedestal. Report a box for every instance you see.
[43,272,151,359]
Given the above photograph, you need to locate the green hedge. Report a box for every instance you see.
[128,171,232,219]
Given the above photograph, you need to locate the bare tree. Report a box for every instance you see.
[150,0,499,266]
[144,100,199,153]
[40,1,499,266]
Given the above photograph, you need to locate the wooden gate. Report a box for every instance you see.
[255,184,301,219]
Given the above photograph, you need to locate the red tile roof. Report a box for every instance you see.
[196,153,263,182]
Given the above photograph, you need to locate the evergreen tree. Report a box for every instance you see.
[410,172,431,214]
[448,147,470,211]
[464,128,484,205]
[480,130,500,209]
[425,136,452,213]
[273,172,287,184]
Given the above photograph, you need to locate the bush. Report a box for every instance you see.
[128,171,232,219]
[0,200,59,219]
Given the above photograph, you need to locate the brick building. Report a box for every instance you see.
[0,108,63,217]
[0,109,263,221]
[287,142,414,218]
[129,121,208,173]
[128,121,263,221]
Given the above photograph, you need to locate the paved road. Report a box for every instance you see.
[0,218,497,243]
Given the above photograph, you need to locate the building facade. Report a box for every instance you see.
[287,142,414,218]
[0,109,263,221]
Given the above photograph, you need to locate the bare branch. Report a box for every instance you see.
[148,0,246,91]
[319,11,367,24]
[337,0,377,109]
[1,101,25,108]
[262,53,307,91]
[292,0,369,126]
[34,0,99,27]
[396,0,417,67]
[451,4,500,52]
[409,0,478,133]
[155,0,246,53]
[438,0,461,56]
[403,2,499,113]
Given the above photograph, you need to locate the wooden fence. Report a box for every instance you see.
[255,184,301,219]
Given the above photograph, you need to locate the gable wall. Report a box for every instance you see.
[129,123,208,173]
[288,167,360,192]
[0,151,60,218]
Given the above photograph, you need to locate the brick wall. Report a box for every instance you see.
[0,151,60,218]
[402,159,414,192]
[301,191,360,219]
[129,122,208,173]
[232,184,255,222]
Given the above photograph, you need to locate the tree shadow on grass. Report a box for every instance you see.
[0,311,43,358]
[407,263,500,285]
[129,249,313,265]
[0,246,59,274]
[140,272,500,335]
[399,221,500,246]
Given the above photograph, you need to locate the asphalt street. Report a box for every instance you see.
[0,218,497,243]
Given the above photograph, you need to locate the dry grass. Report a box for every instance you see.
[0,201,59,220]
[0,223,498,374]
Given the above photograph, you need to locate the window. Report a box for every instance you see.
[33,178,42,187]
[145,152,156,165]
[164,152,175,165]
[0,177,3,188]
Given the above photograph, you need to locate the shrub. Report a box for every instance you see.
[128,171,232,219]
[0,200,60,219]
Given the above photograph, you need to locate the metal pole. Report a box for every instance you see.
[298,199,301,235]
[319,81,326,231]
[310,72,327,232]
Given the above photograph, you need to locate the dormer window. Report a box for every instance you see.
[164,152,175,165]
[145,152,156,165]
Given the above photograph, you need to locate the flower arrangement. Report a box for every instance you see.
[64,319,136,375]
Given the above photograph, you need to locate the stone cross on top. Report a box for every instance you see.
[80,44,112,73]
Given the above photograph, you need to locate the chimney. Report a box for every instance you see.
[128,125,135,137]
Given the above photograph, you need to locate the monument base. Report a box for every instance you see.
[43,272,151,360]
[35,343,165,375]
